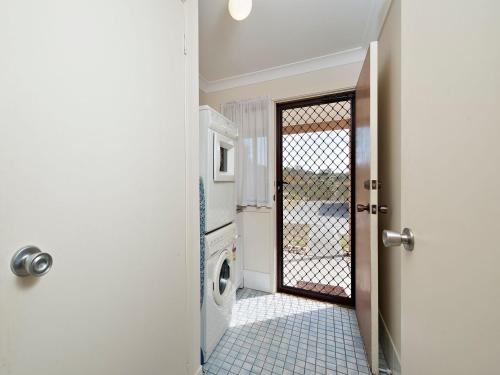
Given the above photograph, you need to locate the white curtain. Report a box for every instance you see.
[222,96,272,208]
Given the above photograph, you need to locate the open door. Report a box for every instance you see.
[355,41,379,374]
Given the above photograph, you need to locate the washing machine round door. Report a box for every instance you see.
[213,249,233,306]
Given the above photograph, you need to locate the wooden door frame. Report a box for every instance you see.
[275,91,356,306]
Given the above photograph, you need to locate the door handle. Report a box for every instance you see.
[11,245,53,277]
[356,203,370,212]
[277,181,289,192]
[382,228,415,251]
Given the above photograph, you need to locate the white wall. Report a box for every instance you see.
[237,209,275,292]
[201,62,362,293]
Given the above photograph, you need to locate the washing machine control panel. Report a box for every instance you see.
[206,224,237,255]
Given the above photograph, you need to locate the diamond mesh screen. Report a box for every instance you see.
[278,95,353,302]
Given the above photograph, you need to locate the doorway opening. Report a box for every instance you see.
[276,92,355,306]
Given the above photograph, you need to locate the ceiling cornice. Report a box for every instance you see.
[199,75,210,92]
[199,0,392,94]
[200,47,366,93]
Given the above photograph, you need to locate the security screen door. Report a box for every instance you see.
[276,92,355,306]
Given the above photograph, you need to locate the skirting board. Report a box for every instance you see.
[379,312,402,375]
[243,270,273,293]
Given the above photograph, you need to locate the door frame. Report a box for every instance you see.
[184,0,202,373]
[275,91,356,306]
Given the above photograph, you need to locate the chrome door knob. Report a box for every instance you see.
[11,246,53,277]
[382,228,414,251]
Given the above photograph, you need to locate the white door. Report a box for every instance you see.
[0,1,189,374]
[399,2,500,374]
[355,41,379,374]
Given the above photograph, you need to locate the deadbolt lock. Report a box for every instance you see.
[363,180,381,190]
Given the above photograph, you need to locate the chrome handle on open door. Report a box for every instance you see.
[11,246,53,277]
[382,228,415,251]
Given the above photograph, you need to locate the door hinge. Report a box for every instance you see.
[364,179,381,190]
[183,33,187,55]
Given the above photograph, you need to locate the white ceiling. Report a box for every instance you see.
[199,0,390,86]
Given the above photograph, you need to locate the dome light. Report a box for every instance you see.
[228,0,253,21]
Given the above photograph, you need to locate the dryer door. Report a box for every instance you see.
[213,132,235,182]
[213,249,233,306]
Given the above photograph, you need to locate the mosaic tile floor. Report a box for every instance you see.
[204,288,387,375]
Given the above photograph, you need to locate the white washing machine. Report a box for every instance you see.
[201,223,237,362]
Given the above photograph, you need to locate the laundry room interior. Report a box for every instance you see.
[194,0,500,374]
[199,1,392,374]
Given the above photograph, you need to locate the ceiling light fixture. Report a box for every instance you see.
[228,0,252,21]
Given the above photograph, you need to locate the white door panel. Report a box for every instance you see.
[0,1,187,374]
[400,2,500,374]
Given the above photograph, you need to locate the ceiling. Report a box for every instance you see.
[199,0,390,85]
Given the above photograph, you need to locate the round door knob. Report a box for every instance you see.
[11,246,53,277]
[382,228,414,251]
